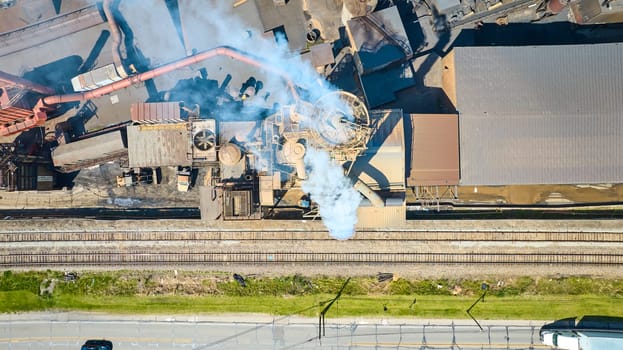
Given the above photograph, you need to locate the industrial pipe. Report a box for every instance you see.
[102,0,128,78]
[353,179,385,208]
[283,140,307,180]
[42,46,300,105]
[0,71,55,95]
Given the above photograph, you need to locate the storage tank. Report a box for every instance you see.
[219,143,242,166]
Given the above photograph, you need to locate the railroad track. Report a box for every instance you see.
[2,229,621,268]
[1,251,622,267]
[1,230,623,242]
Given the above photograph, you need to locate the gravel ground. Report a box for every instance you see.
[2,218,622,278]
[8,262,623,279]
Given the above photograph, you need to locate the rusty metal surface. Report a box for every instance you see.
[408,114,459,187]
[0,107,33,123]
[310,43,335,68]
[130,102,182,124]
[127,124,192,168]
[452,44,623,185]
[570,0,602,23]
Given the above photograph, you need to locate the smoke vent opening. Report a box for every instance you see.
[306,29,321,43]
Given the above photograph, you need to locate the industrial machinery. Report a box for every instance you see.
[191,119,217,163]
[200,89,374,222]
[176,166,192,192]
[1,46,299,137]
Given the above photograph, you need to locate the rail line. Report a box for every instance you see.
[1,230,623,242]
[1,251,622,267]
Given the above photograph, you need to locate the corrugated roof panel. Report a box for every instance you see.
[356,204,406,228]
[130,102,181,124]
[52,131,126,167]
[453,43,623,185]
[127,124,192,168]
[408,114,459,186]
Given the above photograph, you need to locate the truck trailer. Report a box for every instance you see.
[541,329,623,350]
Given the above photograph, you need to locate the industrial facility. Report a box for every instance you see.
[1,0,623,235]
[2,2,623,349]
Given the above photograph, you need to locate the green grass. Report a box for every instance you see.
[0,290,54,312]
[1,271,623,319]
[2,292,622,320]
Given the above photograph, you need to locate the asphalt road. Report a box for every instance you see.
[0,313,552,350]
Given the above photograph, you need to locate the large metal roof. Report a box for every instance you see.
[127,124,192,168]
[448,43,623,185]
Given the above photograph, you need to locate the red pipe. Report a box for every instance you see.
[42,46,300,105]
[102,0,128,78]
[0,71,55,95]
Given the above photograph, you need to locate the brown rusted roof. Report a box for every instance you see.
[0,107,32,123]
[408,114,459,186]
[130,102,182,124]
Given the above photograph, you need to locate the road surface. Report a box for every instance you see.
[0,312,553,350]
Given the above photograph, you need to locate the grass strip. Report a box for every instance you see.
[2,292,621,320]
[1,271,622,319]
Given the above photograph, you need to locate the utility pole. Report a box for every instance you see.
[466,283,489,331]
[318,277,351,339]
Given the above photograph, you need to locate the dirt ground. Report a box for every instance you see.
[406,184,623,205]
[45,263,623,284]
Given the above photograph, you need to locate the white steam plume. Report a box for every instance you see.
[302,148,362,240]
[124,1,363,237]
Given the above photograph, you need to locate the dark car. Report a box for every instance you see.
[81,340,113,350]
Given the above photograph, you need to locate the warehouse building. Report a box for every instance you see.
[442,43,623,186]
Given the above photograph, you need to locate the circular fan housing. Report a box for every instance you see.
[193,129,215,151]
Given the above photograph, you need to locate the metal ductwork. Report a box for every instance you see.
[42,46,299,106]
[3,46,299,136]
[102,0,128,78]
[353,179,384,208]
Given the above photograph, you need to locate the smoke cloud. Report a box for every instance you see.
[302,148,362,240]
[120,1,363,238]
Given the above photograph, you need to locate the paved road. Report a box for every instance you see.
[0,313,552,350]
